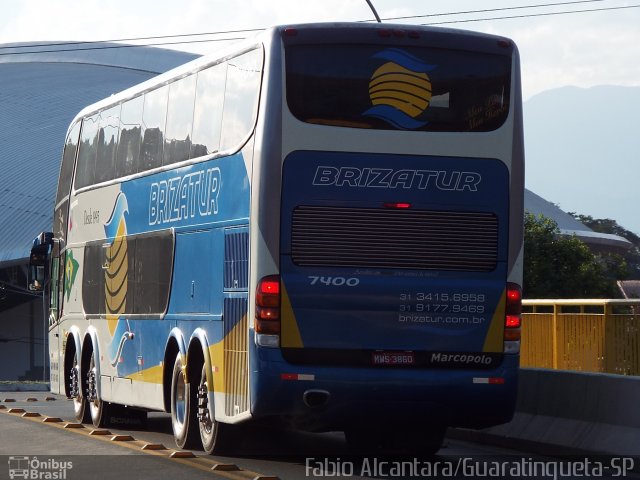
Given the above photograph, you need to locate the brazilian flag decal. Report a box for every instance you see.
[64,250,79,302]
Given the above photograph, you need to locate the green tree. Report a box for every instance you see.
[524,213,624,298]
[570,213,640,280]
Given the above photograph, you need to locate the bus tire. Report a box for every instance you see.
[87,350,112,428]
[68,346,89,423]
[170,353,199,450]
[198,363,232,454]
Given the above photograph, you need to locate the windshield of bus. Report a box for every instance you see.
[286,44,511,132]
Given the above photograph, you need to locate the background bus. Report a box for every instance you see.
[30,22,524,455]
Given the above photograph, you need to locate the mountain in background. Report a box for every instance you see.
[523,85,640,236]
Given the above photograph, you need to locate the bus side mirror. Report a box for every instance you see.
[28,232,53,292]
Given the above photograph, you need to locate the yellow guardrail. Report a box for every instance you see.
[521,299,640,375]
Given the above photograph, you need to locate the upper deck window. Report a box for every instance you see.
[72,47,263,191]
[286,44,511,132]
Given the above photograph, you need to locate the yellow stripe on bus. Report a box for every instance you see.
[280,282,304,348]
[127,364,163,384]
[482,290,506,353]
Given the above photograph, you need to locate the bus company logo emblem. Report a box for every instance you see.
[148,167,221,226]
[104,192,129,321]
[313,166,481,192]
[364,48,436,130]
[103,192,133,372]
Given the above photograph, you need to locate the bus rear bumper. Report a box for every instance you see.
[250,348,519,432]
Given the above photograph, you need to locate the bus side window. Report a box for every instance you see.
[133,232,173,314]
[95,104,121,184]
[55,123,80,242]
[192,63,226,159]
[117,95,143,178]
[57,122,80,204]
[164,75,196,165]
[82,242,106,315]
[220,48,263,151]
[75,114,100,189]
[140,86,168,172]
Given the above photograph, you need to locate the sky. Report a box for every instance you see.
[1,0,639,101]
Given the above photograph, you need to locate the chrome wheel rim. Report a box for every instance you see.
[70,357,83,414]
[197,372,213,436]
[87,354,99,418]
[174,368,187,429]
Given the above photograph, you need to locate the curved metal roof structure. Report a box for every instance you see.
[524,189,631,253]
[0,42,630,265]
[0,42,197,264]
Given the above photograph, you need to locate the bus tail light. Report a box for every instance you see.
[256,275,281,347]
[383,202,411,209]
[504,283,522,354]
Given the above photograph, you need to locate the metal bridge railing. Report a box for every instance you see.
[521,299,640,375]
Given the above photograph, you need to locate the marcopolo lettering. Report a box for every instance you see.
[149,167,221,226]
[431,353,493,365]
[312,166,481,192]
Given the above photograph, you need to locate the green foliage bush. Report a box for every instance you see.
[524,213,627,298]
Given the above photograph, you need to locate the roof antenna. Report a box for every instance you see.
[365,0,382,23]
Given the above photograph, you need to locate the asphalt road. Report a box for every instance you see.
[1,392,638,480]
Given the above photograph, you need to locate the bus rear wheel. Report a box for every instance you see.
[68,347,89,423]
[170,353,200,450]
[87,350,112,428]
[197,363,233,454]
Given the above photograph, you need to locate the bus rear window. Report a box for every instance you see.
[286,44,511,132]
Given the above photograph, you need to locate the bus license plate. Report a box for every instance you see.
[372,351,415,366]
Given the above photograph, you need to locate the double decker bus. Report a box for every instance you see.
[30,22,524,455]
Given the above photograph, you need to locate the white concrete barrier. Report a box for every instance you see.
[452,368,640,456]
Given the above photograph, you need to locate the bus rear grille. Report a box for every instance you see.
[291,206,498,272]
